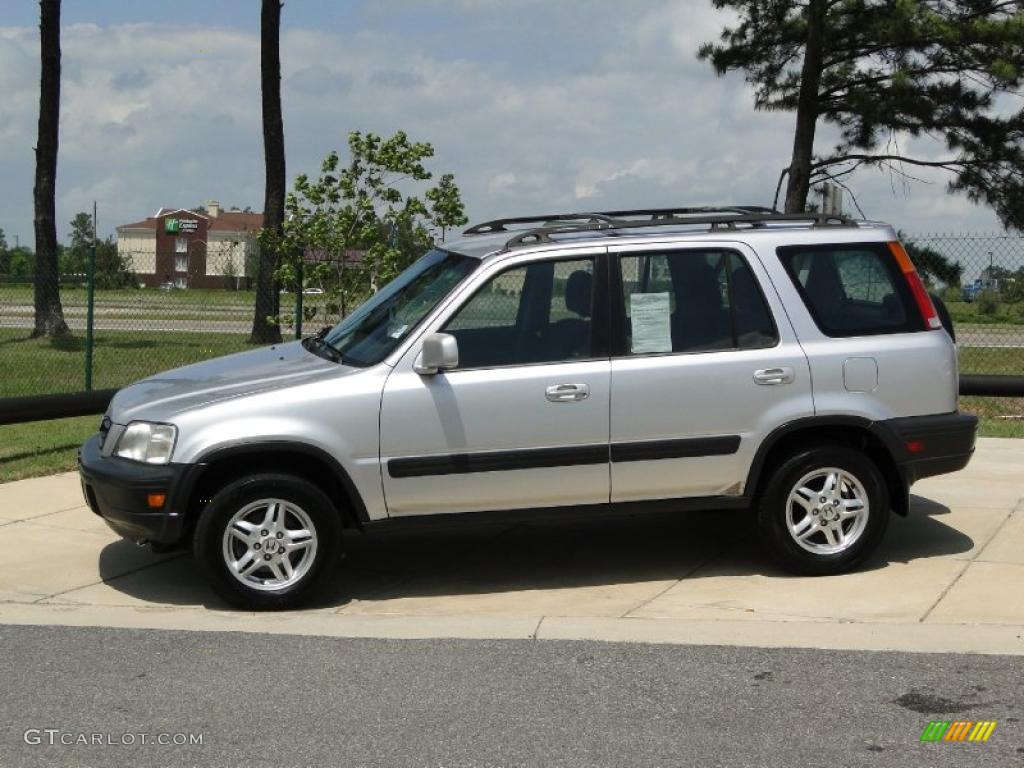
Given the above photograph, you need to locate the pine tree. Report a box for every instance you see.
[699,1,1024,227]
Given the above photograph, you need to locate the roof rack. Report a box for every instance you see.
[501,211,855,249]
[462,206,779,235]
[598,205,778,219]
[463,213,620,235]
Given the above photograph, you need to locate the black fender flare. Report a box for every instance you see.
[744,416,909,515]
[183,440,370,525]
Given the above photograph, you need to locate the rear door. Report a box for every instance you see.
[775,242,957,418]
[608,242,814,502]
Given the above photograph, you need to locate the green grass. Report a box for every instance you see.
[0,328,255,397]
[0,415,98,482]
[958,345,1024,376]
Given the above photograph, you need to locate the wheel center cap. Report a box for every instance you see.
[261,537,278,554]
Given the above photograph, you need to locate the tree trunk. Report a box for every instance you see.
[250,0,284,344]
[783,0,826,214]
[32,0,68,338]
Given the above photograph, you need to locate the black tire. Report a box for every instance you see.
[194,473,342,610]
[756,445,889,575]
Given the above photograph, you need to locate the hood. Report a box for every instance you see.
[108,340,345,423]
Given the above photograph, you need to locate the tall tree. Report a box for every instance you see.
[0,228,8,275]
[425,173,468,241]
[32,0,68,337]
[60,211,93,274]
[250,0,285,344]
[278,131,466,328]
[700,1,1024,226]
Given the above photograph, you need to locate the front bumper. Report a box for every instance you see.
[878,412,978,486]
[78,434,198,545]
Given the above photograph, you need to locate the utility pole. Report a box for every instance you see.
[821,182,843,216]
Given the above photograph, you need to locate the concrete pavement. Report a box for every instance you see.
[0,437,1022,654]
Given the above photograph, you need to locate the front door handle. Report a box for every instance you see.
[545,383,590,402]
[753,367,795,386]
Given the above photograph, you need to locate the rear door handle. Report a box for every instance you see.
[545,383,590,402]
[753,367,794,386]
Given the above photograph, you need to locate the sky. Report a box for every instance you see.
[0,0,1009,248]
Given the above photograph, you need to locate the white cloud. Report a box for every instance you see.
[0,4,1009,249]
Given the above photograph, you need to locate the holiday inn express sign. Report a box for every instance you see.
[164,218,199,234]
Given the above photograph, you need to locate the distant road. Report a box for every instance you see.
[957,325,1024,348]
[0,316,250,334]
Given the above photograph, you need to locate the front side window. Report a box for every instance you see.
[778,244,921,337]
[443,257,596,368]
[320,248,477,367]
[619,249,777,355]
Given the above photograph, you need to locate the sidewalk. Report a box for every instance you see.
[1,438,1022,654]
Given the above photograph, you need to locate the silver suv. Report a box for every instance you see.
[78,208,977,609]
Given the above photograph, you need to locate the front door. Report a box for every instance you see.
[380,249,611,517]
[609,243,814,502]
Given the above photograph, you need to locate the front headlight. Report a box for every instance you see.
[114,422,177,464]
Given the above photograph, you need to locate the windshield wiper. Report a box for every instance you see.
[302,330,345,364]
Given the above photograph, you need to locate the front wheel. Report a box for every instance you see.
[194,473,342,609]
[756,446,889,575]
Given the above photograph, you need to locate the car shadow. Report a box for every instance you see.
[97,493,973,611]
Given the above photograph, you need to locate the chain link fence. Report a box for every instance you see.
[0,245,296,399]
[1,232,1022,435]
[903,233,1024,436]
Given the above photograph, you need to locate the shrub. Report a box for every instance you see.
[976,290,1000,316]
[941,285,962,303]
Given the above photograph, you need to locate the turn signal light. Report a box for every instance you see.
[147,492,167,509]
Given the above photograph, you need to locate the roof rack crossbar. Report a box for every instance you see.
[463,213,621,235]
[501,211,854,249]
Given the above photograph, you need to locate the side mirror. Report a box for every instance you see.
[414,333,459,375]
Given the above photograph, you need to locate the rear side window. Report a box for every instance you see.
[777,243,924,337]
[618,249,777,355]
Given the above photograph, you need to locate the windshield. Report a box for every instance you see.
[318,248,477,367]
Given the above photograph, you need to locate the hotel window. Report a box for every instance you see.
[176,237,187,253]
[175,254,187,272]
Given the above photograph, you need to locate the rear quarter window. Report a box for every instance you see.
[777,243,925,337]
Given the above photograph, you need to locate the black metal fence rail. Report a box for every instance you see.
[0,389,117,426]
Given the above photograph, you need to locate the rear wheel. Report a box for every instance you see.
[194,473,341,609]
[756,446,889,575]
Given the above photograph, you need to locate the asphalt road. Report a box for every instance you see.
[0,625,1021,768]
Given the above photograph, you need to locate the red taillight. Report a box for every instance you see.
[888,241,942,330]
